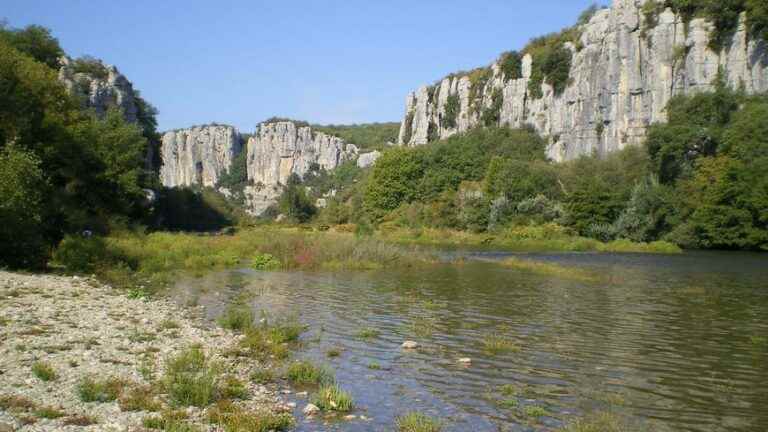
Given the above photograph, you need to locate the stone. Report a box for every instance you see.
[401,340,419,349]
[0,422,14,432]
[458,357,472,364]
[356,150,381,168]
[397,2,768,162]
[58,56,138,123]
[303,403,320,416]
[160,125,242,188]
[245,121,358,214]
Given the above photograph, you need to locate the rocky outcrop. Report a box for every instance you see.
[58,57,138,123]
[357,150,382,168]
[244,121,358,214]
[398,0,768,161]
[159,125,241,188]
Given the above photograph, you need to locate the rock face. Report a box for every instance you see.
[58,57,138,123]
[244,121,358,214]
[159,125,242,188]
[357,150,382,168]
[397,0,768,161]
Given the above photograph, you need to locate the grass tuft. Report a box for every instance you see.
[356,327,381,339]
[481,334,519,355]
[31,361,57,382]
[118,385,162,412]
[163,345,219,407]
[34,406,65,419]
[499,258,601,283]
[312,384,354,412]
[286,361,334,386]
[558,412,637,432]
[76,376,126,402]
[206,400,294,431]
[395,412,442,432]
[218,306,254,332]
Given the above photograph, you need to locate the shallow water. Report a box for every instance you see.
[169,251,768,431]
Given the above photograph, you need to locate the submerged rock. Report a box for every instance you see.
[303,403,320,416]
[401,340,419,349]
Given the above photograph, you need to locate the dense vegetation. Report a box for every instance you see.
[311,80,767,251]
[313,122,400,150]
[0,24,158,268]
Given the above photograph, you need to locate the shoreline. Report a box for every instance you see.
[0,271,291,431]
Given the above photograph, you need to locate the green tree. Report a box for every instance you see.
[363,147,423,219]
[279,174,316,223]
[0,146,48,268]
[0,24,64,69]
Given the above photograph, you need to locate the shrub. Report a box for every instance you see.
[163,346,219,407]
[206,400,294,432]
[499,51,522,82]
[52,235,111,273]
[442,94,460,129]
[251,253,280,270]
[218,306,254,332]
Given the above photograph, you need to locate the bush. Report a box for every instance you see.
[163,346,219,407]
[251,253,280,270]
[442,94,460,129]
[0,146,47,269]
[53,235,111,273]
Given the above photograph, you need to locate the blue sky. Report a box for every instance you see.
[5,0,601,132]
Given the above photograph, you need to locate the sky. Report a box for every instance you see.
[5,0,600,132]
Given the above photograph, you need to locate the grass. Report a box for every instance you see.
[94,227,436,295]
[31,361,57,381]
[499,384,517,396]
[499,257,601,283]
[163,345,219,407]
[312,384,354,412]
[326,348,341,358]
[219,376,249,400]
[34,406,65,419]
[395,412,442,432]
[558,412,636,432]
[250,368,275,384]
[77,376,127,402]
[481,334,519,355]
[286,361,334,386]
[238,319,305,361]
[377,225,681,254]
[0,394,37,411]
[206,400,294,432]
[356,327,381,339]
[142,409,199,431]
[218,306,254,332]
[118,385,162,412]
[62,414,98,426]
[524,405,549,418]
[499,398,518,408]
[368,362,381,370]
[159,319,181,331]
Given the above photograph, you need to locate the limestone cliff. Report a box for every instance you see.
[58,57,139,123]
[244,121,359,215]
[160,125,241,188]
[397,0,768,161]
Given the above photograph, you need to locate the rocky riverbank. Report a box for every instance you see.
[0,271,290,431]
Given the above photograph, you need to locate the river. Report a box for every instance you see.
[168,251,768,431]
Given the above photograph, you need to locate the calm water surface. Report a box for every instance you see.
[169,251,768,431]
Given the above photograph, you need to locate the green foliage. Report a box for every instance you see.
[251,253,280,270]
[286,361,334,386]
[481,88,503,127]
[467,67,493,110]
[396,412,442,432]
[313,122,400,150]
[53,235,111,273]
[0,23,64,69]
[442,94,460,129]
[499,51,522,82]
[77,376,126,403]
[364,147,424,218]
[31,361,57,381]
[747,0,768,41]
[0,146,47,268]
[312,384,353,412]
[217,150,248,192]
[278,174,316,223]
[71,55,109,79]
[526,37,573,98]
[152,188,236,232]
[163,346,219,407]
[218,306,254,332]
[577,3,605,26]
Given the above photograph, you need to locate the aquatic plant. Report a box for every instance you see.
[558,412,636,432]
[481,334,520,355]
[356,327,381,339]
[499,257,601,283]
[312,384,354,412]
[395,412,442,432]
[217,306,254,332]
[523,405,549,418]
[286,361,334,386]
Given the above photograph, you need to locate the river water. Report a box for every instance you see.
[169,251,768,431]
